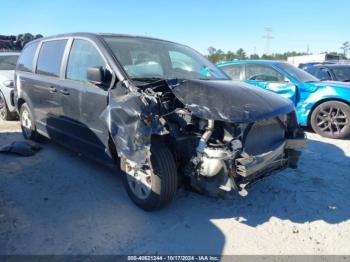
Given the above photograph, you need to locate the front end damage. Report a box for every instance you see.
[184,114,305,198]
[104,79,306,198]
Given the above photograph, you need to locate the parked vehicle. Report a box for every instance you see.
[302,63,350,82]
[218,60,350,139]
[15,33,305,210]
[0,52,20,120]
[298,62,335,71]
[287,53,339,67]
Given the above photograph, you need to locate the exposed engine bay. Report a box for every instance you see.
[104,78,305,198]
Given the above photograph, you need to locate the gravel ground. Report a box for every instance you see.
[0,119,349,255]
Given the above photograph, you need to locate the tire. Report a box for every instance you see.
[0,92,16,121]
[19,103,44,141]
[311,101,350,139]
[123,140,178,211]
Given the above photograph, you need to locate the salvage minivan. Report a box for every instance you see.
[15,33,305,211]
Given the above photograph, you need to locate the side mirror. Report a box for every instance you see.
[87,66,105,85]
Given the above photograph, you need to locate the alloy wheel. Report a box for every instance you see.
[21,109,33,137]
[0,94,6,119]
[316,106,348,136]
[126,167,152,200]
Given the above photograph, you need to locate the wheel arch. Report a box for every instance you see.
[307,97,350,126]
[17,98,26,112]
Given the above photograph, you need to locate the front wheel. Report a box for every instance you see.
[311,101,350,139]
[122,140,178,211]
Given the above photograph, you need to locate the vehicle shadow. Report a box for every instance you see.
[303,126,350,140]
[0,130,349,255]
[212,137,350,226]
[136,136,350,254]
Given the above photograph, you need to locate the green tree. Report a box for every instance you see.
[235,48,246,60]
[207,46,217,55]
[207,46,226,63]
[249,54,260,59]
[206,46,313,63]
[225,51,236,61]
[340,42,350,58]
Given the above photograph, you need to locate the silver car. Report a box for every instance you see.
[0,52,20,120]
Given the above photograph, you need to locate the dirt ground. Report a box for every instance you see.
[0,119,349,255]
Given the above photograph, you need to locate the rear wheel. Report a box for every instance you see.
[122,140,178,211]
[311,101,350,139]
[19,103,44,141]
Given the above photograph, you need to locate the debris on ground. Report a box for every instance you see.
[0,141,41,157]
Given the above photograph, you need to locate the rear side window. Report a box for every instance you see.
[246,64,285,82]
[66,39,106,82]
[17,42,39,72]
[37,40,67,77]
[316,68,332,80]
[220,64,242,80]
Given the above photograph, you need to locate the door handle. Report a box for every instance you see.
[59,89,70,95]
[49,86,57,93]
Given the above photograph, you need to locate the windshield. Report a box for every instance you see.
[0,55,19,70]
[277,62,319,83]
[103,36,229,81]
[332,67,350,82]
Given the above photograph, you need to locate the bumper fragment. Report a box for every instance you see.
[285,137,307,149]
[235,142,286,178]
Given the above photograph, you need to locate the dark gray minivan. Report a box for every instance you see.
[15,33,305,211]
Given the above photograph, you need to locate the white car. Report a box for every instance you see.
[0,52,20,120]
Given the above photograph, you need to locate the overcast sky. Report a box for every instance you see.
[2,0,349,55]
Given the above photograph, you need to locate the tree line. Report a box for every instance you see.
[206,46,348,64]
[0,33,43,51]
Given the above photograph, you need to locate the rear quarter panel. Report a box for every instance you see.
[14,71,37,113]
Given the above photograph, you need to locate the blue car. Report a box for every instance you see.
[217,60,350,139]
[302,63,350,82]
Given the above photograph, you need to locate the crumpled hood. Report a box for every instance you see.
[169,79,294,123]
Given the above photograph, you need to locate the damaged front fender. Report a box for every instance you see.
[101,83,165,166]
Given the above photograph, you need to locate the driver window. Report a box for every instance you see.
[246,64,285,82]
[66,39,106,83]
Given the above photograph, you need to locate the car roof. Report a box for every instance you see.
[27,32,179,46]
[312,63,350,68]
[217,60,285,67]
[0,52,20,56]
